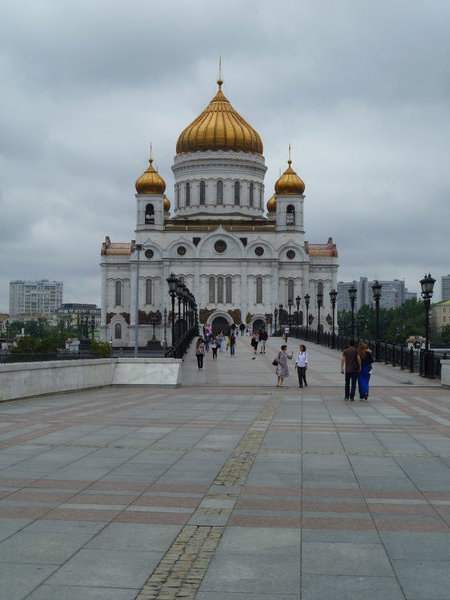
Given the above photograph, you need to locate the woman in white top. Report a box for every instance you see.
[295,344,308,388]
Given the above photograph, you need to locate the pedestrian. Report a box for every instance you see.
[259,327,268,353]
[295,344,308,388]
[357,342,373,400]
[340,339,361,401]
[204,330,211,352]
[284,326,290,343]
[250,331,259,354]
[239,323,245,336]
[229,331,237,356]
[195,337,206,369]
[275,344,293,387]
[218,330,225,352]
[211,335,218,359]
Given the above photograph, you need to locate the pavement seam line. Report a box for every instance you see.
[135,395,280,599]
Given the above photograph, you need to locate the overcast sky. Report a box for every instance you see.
[1,0,449,313]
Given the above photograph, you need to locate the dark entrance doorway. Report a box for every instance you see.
[211,316,229,335]
[253,319,265,332]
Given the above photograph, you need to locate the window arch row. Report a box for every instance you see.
[208,276,232,304]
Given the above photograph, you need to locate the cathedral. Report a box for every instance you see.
[100,77,338,347]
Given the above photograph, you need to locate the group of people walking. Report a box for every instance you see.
[194,327,238,368]
[194,327,374,401]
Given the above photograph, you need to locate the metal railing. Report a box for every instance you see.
[275,325,442,380]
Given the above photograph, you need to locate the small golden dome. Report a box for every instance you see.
[135,159,166,194]
[266,195,276,213]
[163,196,171,212]
[176,79,263,155]
[274,160,305,195]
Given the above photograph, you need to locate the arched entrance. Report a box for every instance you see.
[253,318,265,332]
[211,315,230,335]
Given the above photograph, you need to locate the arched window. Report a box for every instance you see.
[217,180,223,205]
[317,282,324,296]
[288,279,294,302]
[249,182,254,207]
[234,181,240,206]
[185,182,190,207]
[209,277,215,303]
[256,277,263,303]
[114,323,122,339]
[176,185,180,209]
[225,276,232,303]
[199,181,206,205]
[286,204,295,225]
[217,277,224,303]
[259,187,263,209]
[145,279,152,304]
[145,203,154,224]
[115,281,122,306]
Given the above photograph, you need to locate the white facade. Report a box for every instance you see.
[9,280,63,316]
[100,83,339,347]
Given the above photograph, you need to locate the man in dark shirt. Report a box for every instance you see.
[340,340,361,401]
[258,328,268,353]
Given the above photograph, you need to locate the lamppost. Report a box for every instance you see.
[329,289,337,349]
[287,298,293,327]
[163,307,168,349]
[295,295,301,335]
[176,279,184,338]
[316,289,323,344]
[274,307,278,333]
[133,243,143,357]
[304,294,310,341]
[279,304,284,328]
[420,273,435,351]
[167,273,178,347]
[348,284,357,339]
[372,280,382,361]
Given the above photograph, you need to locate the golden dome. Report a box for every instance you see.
[163,195,171,212]
[135,158,166,194]
[266,195,276,213]
[176,79,263,155]
[274,160,305,195]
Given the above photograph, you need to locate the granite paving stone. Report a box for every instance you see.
[0,337,449,599]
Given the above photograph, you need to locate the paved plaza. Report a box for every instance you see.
[0,335,449,599]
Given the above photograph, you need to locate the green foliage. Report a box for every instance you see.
[10,335,59,354]
[90,340,113,357]
[338,298,427,344]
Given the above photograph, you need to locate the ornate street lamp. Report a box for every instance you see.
[295,295,301,336]
[133,243,143,357]
[274,307,278,333]
[348,284,357,339]
[304,294,310,341]
[329,289,337,349]
[295,295,301,329]
[420,273,435,351]
[279,304,284,327]
[167,273,178,347]
[176,279,184,338]
[371,280,382,360]
[316,289,323,344]
[163,307,168,349]
[287,298,293,326]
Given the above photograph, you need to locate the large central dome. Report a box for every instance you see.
[176,79,263,155]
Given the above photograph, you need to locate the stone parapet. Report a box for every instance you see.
[0,358,182,402]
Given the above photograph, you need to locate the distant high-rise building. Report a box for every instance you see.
[442,275,450,301]
[9,280,63,316]
[337,277,416,312]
